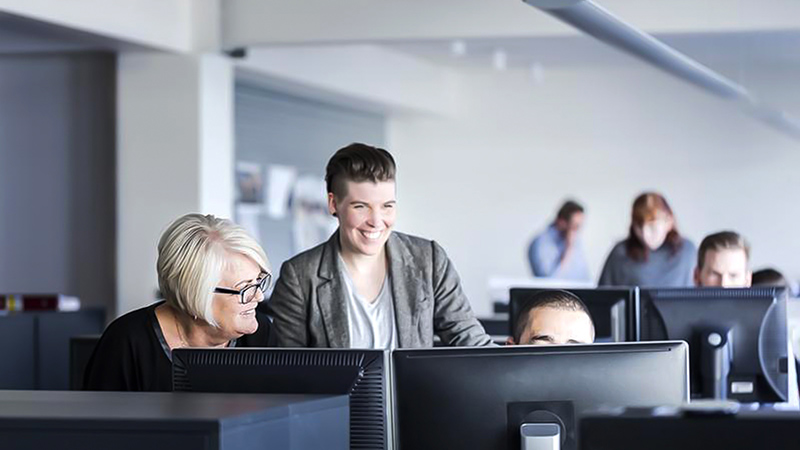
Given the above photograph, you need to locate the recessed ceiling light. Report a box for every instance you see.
[451,40,467,57]
[493,49,507,71]
[530,62,545,84]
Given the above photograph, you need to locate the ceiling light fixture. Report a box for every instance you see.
[530,62,545,84]
[451,40,467,57]
[493,48,508,71]
[522,0,800,139]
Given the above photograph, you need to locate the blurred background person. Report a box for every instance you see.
[599,192,696,287]
[528,200,591,282]
[694,231,752,288]
[84,214,276,391]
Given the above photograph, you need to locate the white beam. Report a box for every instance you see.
[223,0,800,47]
[236,45,458,115]
[223,0,561,47]
[0,0,222,53]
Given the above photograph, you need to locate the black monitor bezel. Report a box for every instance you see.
[173,347,390,450]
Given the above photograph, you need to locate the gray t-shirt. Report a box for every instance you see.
[339,261,398,350]
[598,238,697,287]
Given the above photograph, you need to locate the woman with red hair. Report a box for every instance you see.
[598,193,696,287]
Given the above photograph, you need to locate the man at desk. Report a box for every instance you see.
[694,231,752,288]
[507,290,595,345]
[528,200,591,281]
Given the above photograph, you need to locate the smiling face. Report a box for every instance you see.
[328,180,397,257]
[211,252,264,339]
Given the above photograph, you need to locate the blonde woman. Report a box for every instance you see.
[84,213,276,391]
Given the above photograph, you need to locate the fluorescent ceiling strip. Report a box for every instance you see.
[523,0,800,139]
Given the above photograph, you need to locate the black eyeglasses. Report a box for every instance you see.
[213,272,272,305]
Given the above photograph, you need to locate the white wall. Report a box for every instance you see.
[388,63,800,316]
[238,46,458,115]
[117,52,234,316]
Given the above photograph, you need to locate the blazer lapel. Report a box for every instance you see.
[316,232,350,348]
[386,233,427,348]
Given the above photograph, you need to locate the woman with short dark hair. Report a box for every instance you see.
[267,143,492,349]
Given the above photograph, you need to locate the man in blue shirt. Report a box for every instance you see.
[528,200,591,281]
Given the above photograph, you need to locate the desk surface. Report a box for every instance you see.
[581,406,800,450]
[0,391,350,450]
[0,390,347,426]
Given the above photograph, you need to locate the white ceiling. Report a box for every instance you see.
[384,30,800,72]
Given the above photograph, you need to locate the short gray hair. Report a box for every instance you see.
[157,213,270,326]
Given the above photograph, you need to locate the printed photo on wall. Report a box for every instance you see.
[236,161,264,204]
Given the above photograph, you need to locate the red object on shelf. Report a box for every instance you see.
[21,296,60,311]
[0,294,80,312]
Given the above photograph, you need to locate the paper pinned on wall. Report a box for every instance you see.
[266,164,297,219]
[292,175,337,253]
[236,203,262,239]
[235,161,264,204]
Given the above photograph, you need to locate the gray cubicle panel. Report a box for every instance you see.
[69,335,101,390]
[0,314,36,389]
[38,309,104,390]
[0,309,104,390]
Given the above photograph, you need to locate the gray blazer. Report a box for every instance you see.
[266,231,492,348]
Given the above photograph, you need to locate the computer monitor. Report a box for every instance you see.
[392,342,688,450]
[639,287,790,402]
[581,406,800,450]
[172,348,391,450]
[509,288,637,342]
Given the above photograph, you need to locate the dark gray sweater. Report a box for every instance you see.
[598,238,697,287]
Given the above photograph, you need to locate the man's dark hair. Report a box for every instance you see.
[325,143,396,198]
[697,230,750,270]
[556,200,584,222]
[513,290,593,343]
[752,268,788,288]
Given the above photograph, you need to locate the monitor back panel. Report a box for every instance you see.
[393,342,687,450]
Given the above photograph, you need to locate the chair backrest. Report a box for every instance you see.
[69,335,101,390]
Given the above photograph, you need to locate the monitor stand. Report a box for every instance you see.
[521,423,561,450]
[700,328,733,399]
